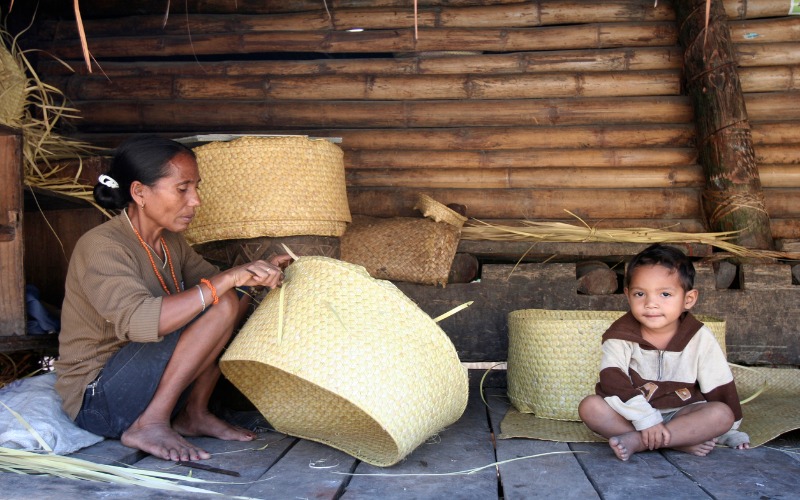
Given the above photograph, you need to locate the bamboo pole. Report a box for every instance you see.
[758,166,800,188]
[346,187,702,219]
[735,43,800,68]
[674,0,774,249]
[739,66,800,93]
[42,22,679,59]
[344,148,697,169]
[38,46,684,77]
[62,71,681,101]
[70,96,694,131]
[345,166,704,189]
[729,17,800,45]
[70,124,698,150]
[324,124,697,149]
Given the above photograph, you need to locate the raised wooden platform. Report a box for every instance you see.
[2,377,798,499]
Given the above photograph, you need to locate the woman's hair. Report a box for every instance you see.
[93,135,195,210]
[624,243,696,292]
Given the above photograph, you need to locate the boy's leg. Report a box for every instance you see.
[663,402,734,456]
[579,395,645,461]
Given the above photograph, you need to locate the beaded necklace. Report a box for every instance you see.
[123,209,181,295]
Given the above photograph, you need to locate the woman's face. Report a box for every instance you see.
[140,152,201,233]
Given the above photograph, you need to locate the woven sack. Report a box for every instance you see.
[340,214,460,286]
[219,256,469,467]
[506,309,726,421]
[184,136,351,245]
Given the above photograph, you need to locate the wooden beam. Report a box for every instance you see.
[674,0,774,249]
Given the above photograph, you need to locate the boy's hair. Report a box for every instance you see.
[624,244,695,292]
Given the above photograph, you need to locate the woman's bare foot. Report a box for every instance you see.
[674,438,718,457]
[173,408,256,442]
[121,420,210,461]
[609,432,645,461]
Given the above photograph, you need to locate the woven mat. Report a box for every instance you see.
[498,366,800,448]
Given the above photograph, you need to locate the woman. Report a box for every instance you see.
[54,135,292,462]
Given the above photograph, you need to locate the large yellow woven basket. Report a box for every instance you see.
[185,136,351,245]
[506,309,726,421]
[219,256,469,467]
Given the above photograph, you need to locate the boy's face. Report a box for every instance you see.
[624,264,698,336]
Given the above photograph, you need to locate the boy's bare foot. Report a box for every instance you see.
[674,438,718,457]
[173,408,256,442]
[609,432,644,461]
[121,420,210,462]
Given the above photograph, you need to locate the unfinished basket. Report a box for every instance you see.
[184,136,351,245]
[219,256,469,467]
[340,214,460,286]
[506,309,726,421]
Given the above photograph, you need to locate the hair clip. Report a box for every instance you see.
[98,174,119,189]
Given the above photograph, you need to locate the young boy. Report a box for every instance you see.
[578,244,750,461]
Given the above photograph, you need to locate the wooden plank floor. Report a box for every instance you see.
[2,378,799,498]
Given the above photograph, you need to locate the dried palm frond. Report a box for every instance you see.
[0,21,106,214]
[0,447,231,496]
[461,213,800,261]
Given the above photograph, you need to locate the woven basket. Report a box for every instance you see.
[184,136,351,245]
[506,309,726,421]
[219,256,469,467]
[340,214,460,286]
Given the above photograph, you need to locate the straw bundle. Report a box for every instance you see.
[219,256,469,467]
[185,136,351,245]
[506,309,726,421]
[461,217,800,261]
[0,25,102,210]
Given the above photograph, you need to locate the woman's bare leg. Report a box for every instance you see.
[121,290,250,461]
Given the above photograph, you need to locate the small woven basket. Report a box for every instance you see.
[340,214,460,286]
[219,256,469,467]
[506,309,726,421]
[185,136,351,245]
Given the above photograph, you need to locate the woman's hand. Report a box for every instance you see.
[233,253,293,289]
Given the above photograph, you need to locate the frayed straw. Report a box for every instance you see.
[1,21,106,214]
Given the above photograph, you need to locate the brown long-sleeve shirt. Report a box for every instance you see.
[54,214,218,419]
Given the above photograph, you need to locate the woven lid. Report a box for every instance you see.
[414,193,468,229]
[219,256,469,466]
[185,136,351,245]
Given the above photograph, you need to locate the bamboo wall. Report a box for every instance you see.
[26,0,800,239]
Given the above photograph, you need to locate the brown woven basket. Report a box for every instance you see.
[506,309,726,421]
[340,214,460,286]
[184,136,351,245]
[219,256,469,466]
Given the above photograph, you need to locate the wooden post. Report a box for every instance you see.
[674,0,774,249]
[0,127,25,336]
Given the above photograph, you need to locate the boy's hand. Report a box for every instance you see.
[641,423,671,450]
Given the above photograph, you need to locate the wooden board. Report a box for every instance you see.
[486,389,599,499]
[342,389,498,499]
[0,130,24,337]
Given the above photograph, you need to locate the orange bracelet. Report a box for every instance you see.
[200,278,219,305]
